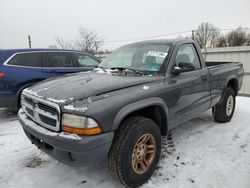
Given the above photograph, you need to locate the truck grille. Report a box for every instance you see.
[21,93,60,131]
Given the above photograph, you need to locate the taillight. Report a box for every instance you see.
[0,71,5,78]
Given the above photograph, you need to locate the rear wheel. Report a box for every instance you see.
[108,116,161,187]
[213,87,235,123]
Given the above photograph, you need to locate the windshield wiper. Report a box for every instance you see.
[109,67,145,75]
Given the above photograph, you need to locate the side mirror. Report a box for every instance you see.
[179,62,195,72]
[172,62,195,75]
[172,66,182,75]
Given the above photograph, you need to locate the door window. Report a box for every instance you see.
[8,52,43,67]
[74,53,99,67]
[44,52,74,67]
[175,44,201,70]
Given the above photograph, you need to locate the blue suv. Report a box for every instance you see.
[0,49,100,111]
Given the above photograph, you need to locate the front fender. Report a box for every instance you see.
[112,97,169,131]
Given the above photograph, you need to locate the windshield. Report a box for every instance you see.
[99,43,171,72]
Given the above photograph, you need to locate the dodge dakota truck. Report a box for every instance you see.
[18,39,244,187]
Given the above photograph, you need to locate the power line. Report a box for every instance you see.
[104,30,192,43]
[104,27,250,44]
[217,27,250,31]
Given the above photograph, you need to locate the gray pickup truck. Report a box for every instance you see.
[18,39,243,187]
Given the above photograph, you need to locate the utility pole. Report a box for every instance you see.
[191,30,195,40]
[28,35,32,48]
[94,41,101,54]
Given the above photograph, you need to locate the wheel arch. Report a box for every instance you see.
[112,97,169,136]
[226,76,239,96]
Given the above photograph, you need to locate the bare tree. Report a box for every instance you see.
[194,22,220,48]
[216,35,228,47]
[227,27,248,47]
[75,27,103,53]
[247,33,250,45]
[216,27,250,47]
[55,37,75,50]
[54,27,104,53]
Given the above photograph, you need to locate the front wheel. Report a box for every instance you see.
[213,87,236,123]
[108,116,161,187]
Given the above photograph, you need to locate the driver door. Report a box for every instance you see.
[166,43,210,128]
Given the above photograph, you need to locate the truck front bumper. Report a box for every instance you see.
[18,109,114,167]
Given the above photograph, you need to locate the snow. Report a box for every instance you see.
[94,68,113,74]
[0,97,250,188]
[23,88,43,98]
[58,132,82,140]
[87,97,92,103]
[64,105,88,113]
[68,97,74,101]
[47,98,67,104]
[22,88,68,104]
[142,85,150,90]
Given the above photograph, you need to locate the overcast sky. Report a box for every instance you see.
[0,0,250,50]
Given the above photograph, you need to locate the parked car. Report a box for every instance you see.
[18,39,243,187]
[0,49,100,111]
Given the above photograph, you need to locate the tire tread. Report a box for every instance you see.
[214,87,235,123]
[108,116,160,187]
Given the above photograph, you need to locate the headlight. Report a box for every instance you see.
[62,114,102,135]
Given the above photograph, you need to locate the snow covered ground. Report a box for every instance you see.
[0,97,250,188]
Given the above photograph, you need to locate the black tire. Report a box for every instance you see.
[108,116,161,187]
[213,87,236,123]
[11,95,21,113]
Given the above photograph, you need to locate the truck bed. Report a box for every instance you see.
[205,61,240,68]
[206,61,243,107]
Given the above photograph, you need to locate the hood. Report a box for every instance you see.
[24,72,161,104]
